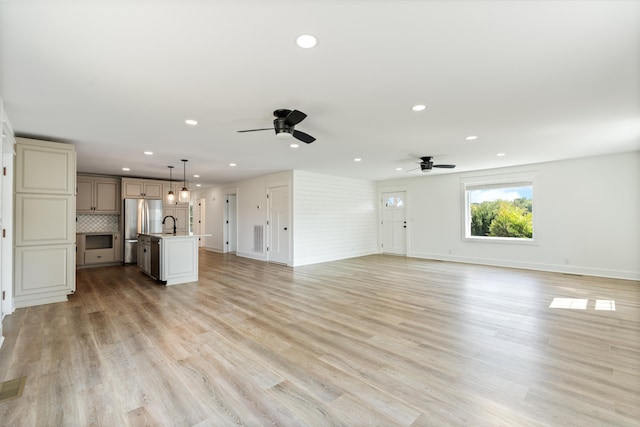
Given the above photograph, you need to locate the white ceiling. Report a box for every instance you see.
[1,1,639,187]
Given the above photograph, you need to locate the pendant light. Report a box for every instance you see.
[179,159,190,203]
[166,165,175,204]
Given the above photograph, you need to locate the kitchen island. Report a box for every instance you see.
[138,232,210,285]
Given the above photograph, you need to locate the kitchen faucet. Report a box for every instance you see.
[162,215,177,234]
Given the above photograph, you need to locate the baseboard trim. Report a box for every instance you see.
[292,249,378,267]
[408,251,640,281]
[14,293,69,308]
[236,251,267,262]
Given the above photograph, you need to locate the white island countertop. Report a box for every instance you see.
[140,232,211,239]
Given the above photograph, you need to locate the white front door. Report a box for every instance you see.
[381,191,407,255]
[267,185,289,264]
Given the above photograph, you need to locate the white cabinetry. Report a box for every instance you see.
[161,236,198,285]
[14,138,76,308]
[77,175,120,214]
[122,179,162,199]
[163,206,189,234]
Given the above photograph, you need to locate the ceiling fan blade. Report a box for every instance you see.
[293,130,316,143]
[237,128,274,133]
[285,110,307,126]
[433,164,456,168]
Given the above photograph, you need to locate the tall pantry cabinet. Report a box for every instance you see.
[14,137,76,308]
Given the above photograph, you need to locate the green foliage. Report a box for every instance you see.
[470,199,533,238]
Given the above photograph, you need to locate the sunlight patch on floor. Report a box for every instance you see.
[595,299,616,311]
[549,298,616,311]
[549,298,588,309]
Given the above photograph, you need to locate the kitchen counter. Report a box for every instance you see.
[138,232,210,285]
[143,232,207,239]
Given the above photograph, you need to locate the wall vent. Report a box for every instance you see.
[253,225,264,253]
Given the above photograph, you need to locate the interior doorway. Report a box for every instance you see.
[267,185,289,264]
[192,198,206,247]
[381,191,407,255]
[224,194,237,253]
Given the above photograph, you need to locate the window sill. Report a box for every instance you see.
[463,236,538,246]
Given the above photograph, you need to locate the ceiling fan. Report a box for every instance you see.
[408,156,456,172]
[237,109,316,143]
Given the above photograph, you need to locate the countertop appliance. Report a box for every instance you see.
[123,199,163,264]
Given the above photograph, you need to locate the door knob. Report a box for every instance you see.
[284,227,288,230]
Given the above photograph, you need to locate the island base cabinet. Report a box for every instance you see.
[14,244,75,308]
[161,237,198,285]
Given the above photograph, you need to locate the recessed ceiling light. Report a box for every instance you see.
[196,184,201,187]
[497,153,506,157]
[290,143,299,148]
[296,34,317,48]
[396,167,403,171]
[122,167,130,171]
[412,105,426,111]
[144,151,154,155]
[185,119,198,126]
[193,174,200,178]
[465,136,478,141]
[229,163,237,167]
[354,158,362,162]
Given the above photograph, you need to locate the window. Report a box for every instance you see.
[464,180,534,241]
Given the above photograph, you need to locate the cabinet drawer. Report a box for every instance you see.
[84,248,115,264]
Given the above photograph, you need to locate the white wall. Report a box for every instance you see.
[192,171,292,261]
[379,152,640,280]
[293,170,378,266]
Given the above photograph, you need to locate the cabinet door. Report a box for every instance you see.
[94,179,120,213]
[15,194,75,245]
[162,207,176,233]
[15,139,75,195]
[14,244,75,301]
[123,180,144,198]
[162,206,189,233]
[143,182,163,199]
[76,178,94,213]
[175,206,189,233]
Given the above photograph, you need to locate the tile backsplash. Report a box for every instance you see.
[77,215,120,233]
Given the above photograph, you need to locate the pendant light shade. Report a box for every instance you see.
[179,159,190,203]
[166,166,175,204]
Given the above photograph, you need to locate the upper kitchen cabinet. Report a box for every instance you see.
[15,139,75,194]
[122,179,163,199]
[77,175,120,214]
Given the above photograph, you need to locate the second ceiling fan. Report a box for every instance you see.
[407,156,456,172]
[237,109,316,143]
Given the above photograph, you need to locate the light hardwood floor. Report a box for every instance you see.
[1,251,639,426]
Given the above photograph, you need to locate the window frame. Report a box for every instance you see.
[461,175,538,245]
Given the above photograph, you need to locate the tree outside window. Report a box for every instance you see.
[466,182,533,240]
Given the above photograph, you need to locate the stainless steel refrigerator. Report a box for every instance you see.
[123,199,163,264]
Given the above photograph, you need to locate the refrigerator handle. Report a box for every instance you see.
[141,200,148,234]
